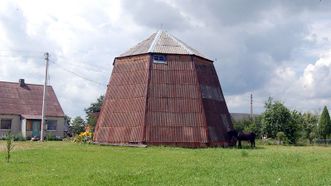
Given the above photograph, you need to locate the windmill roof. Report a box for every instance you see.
[0,80,64,117]
[119,31,210,60]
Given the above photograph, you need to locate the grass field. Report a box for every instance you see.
[0,141,331,186]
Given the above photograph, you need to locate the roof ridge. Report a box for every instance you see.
[118,31,211,61]
[0,81,52,87]
[148,30,162,52]
[166,32,194,55]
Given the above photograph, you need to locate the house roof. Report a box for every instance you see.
[119,30,210,60]
[0,80,64,117]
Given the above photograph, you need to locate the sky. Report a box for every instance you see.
[1,0,331,118]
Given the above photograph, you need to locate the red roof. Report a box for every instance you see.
[0,80,64,117]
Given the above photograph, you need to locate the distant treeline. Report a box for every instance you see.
[232,97,331,145]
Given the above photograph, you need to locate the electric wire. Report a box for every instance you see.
[49,59,107,87]
[0,49,109,87]
[51,55,110,73]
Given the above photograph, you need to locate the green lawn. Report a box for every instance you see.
[0,141,330,186]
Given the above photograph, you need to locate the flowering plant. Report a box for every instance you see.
[73,131,93,143]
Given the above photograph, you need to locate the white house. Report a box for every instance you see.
[0,79,65,139]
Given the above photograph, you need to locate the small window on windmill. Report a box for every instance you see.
[153,55,166,64]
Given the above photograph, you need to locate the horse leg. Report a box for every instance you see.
[250,139,255,148]
[238,140,242,149]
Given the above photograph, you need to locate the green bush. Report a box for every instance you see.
[276,132,286,145]
[46,134,62,141]
[14,134,26,141]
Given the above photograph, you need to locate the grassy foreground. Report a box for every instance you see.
[0,141,331,186]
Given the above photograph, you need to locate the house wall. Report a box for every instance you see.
[0,114,21,137]
[21,119,26,138]
[24,117,65,139]
[45,116,65,138]
[0,115,65,139]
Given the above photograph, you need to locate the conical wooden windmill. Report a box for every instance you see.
[94,31,234,147]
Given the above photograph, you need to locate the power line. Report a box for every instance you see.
[0,50,109,87]
[49,59,107,87]
[50,55,110,73]
[0,53,109,74]
[0,49,111,73]
[0,49,45,53]
[0,54,44,59]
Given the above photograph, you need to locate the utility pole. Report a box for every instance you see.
[250,93,253,121]
[41,52,49,141]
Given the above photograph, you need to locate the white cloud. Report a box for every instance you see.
[301,51,331,98]
[0,0,127,117]
[1,0,331,117]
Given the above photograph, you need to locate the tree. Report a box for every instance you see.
[232,119,250,133]
[64,115,71,137]
[85,95,104,131]
[5,132,14,163]
[232,116,262,139]
[64,115,71,126]
[250,116,263,138]
[287,110,302,144]
[261,97,301,144]
[318,106,331,144]
[308,132,316,144]
[70,116,86,135]
[262,97,292,138]
[302,112,318,143]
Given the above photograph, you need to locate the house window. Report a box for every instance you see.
[26,120,32,131]
[47,120,57,131]
[153,55,166,64]
[0,119,12,130]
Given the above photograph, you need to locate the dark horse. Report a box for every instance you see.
[227,130,256,148]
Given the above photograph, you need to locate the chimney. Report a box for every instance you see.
[19,79,25,87]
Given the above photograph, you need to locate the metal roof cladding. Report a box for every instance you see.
[119,30,210,60]
[94,31,234,148]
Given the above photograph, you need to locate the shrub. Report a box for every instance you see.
[276,132,286,145]
[5,132,15,163]
[73,135,83,143]
[46,133,60,141]
[73,131,93,144]
[80,131,93,143]
[14,134,26,141]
